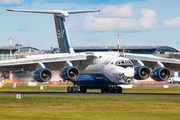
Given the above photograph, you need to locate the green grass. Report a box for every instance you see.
[0,84,180,119]
[0,95,180,120]
[0,85,67,92]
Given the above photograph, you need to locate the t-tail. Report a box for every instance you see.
[7,9,100,54]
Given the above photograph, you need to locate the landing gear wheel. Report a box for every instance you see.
[101,89,105,93]
[71,86,75,93]
[117,87,122,93]
[67,86,71,93]
[80,87,87,93]
[83,88,87,93]
[75,86,79,93]
[110,86,115,93]
[114,87,118,93]
[105,87,110,93]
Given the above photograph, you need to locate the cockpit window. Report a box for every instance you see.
[115,60,133,66]
[128,61,132,65]
[116,61,121,65]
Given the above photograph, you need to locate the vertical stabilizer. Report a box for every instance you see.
[54,15,75,53]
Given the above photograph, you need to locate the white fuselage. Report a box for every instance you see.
[78,52,134,85]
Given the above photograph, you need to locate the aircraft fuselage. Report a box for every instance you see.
[75,52,134,86]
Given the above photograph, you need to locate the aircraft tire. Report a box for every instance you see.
[117,87,122,93]
[80,87,86,93]
[105,87,110,93]
[105,90,109,93]
[67,86,71,93]
[101,89,105,93]
[71,86,75,93]
[114,87,118,93]
[80,87,83,93]
[75,86,79,93]
[83,88,87,93]
[109,86,112,93]
[110,86,115,93]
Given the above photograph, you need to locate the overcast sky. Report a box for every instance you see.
[1,0,180,50]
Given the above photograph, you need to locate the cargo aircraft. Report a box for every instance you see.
[3,9,180,93]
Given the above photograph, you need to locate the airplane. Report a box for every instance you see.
[4,8,180,93]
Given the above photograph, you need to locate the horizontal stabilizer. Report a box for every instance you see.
[6,9,100,17]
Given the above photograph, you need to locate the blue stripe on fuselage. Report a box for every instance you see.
[72,73,116,85]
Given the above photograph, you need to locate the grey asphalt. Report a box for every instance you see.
[0,91,180,97]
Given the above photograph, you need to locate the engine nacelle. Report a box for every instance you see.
[60,66,79,80]
[33,68,52,82]
[151,67,170,81]
[134,66,150,80]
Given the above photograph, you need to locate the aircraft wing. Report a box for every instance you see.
[125,53,180,71]
[0,53,87,71]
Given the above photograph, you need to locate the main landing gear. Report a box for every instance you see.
[101,86,122,93]
[67,85,122,93]
[67,86,79,93]
[67,86,87,93]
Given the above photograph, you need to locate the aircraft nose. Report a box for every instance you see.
[113,73,124,80]
[112,67,134,84]
[125,67,134,76]
[113,73,133,84]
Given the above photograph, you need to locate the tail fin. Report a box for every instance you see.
[54,15,74,53]
[7,9,100,54]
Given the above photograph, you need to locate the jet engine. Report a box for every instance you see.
[151,67,170,81]
[134,66,150,80]
[60,66,79,80]
[33,68,52,82]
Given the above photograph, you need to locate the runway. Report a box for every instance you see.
[1,91,180,97]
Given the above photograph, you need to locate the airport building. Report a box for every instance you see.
[0,46,44,60]
[0,45,179,60]
[43,45,180,58]
[73,45,179,55]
